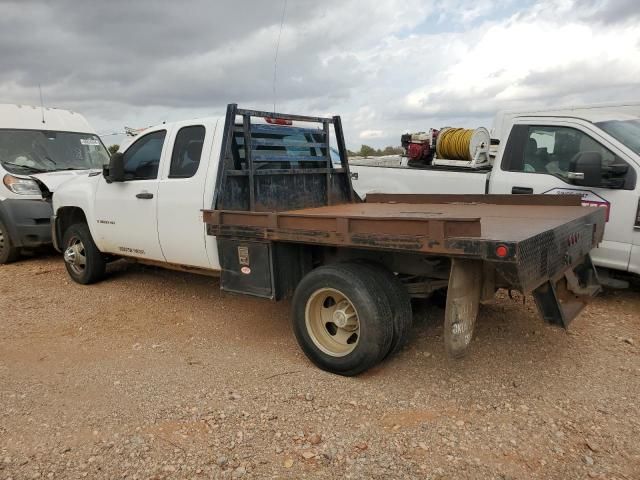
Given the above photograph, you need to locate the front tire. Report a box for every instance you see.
[0,219,20,264]
[291,263,393,376]
[62,223,106,284]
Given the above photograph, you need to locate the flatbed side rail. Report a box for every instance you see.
[204,208,482,254]
[365,193,583,207]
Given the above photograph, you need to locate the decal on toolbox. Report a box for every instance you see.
[543,188,610,221]
[238,246,250,266]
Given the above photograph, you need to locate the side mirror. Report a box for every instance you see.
[568,151,602,187]
[104,152,125,183]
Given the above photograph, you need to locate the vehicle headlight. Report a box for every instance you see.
[3,174,42,195]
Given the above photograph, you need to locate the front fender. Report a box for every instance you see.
[53,175,100,241]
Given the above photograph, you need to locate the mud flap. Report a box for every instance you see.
[532,254,601,328]
[444,258,482,358]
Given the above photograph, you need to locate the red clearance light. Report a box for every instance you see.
[495,245,509,258]
[265,117,293,126]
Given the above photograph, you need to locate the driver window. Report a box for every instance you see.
[522,126,623,179]
[122,130,166,180]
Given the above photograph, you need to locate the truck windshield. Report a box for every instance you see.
[594,119,640,156]
[0,129,110,175]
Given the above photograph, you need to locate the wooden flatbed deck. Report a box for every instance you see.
[203,194,604,258]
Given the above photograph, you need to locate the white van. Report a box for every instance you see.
[0,104,110,263]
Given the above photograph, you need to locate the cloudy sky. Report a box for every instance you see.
[1,0,639,149]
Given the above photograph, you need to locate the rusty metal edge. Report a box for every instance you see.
[202,210,482,239]
[365,193,582,207]
[206,223,473,256]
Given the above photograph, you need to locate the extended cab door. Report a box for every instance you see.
[156,121,217,268]
[491,118,639,272]
[93,127,170,260]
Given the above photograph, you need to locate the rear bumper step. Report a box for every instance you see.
[533,254,601,328]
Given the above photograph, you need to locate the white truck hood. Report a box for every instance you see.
[30,170,97,192]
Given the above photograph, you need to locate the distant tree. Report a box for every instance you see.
[359,144,376,157]
[382,146,403,155]
[107,144,120,156]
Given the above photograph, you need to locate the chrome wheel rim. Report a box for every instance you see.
[64,236,87,275]
[305,288,360,357]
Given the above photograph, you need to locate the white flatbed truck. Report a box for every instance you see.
[52,105,605,376]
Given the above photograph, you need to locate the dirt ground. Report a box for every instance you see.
[1,254,639,480]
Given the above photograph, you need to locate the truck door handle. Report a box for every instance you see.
[512,186,533,194]
[136,192,154,199]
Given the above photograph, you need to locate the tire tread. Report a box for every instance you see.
[291,262,393,376]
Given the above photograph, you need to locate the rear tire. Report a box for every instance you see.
[0,219,20,264]
[355,262,412,358]
[62,223,106,284]
[291,263,393,376]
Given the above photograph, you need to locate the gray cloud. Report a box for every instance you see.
[576,0,640,24]
[1,0,639,149]
[0,1,355,104]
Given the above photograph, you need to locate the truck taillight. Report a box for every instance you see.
[636,198,640,228]
[495,244,509,258]
[265,117,293,126]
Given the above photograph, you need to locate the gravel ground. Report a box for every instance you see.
[1,254,639,480]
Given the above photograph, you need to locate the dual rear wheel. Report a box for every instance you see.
[291,262,413,376]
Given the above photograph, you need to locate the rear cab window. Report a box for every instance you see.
[230,124,329,170]
[169,125,205,178]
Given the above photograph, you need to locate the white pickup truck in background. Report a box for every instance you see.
[351,103,640,280]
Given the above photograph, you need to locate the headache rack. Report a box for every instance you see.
[212,104,355,213]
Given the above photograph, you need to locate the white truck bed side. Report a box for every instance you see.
[350,164,489,199]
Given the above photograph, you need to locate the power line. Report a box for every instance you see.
[272,0,287,114]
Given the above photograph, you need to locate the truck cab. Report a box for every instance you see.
[52,118,222,275]
[489,105,640,276]
[0,104,109,263]
[52,113,338,279]
[350,103,640,278]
